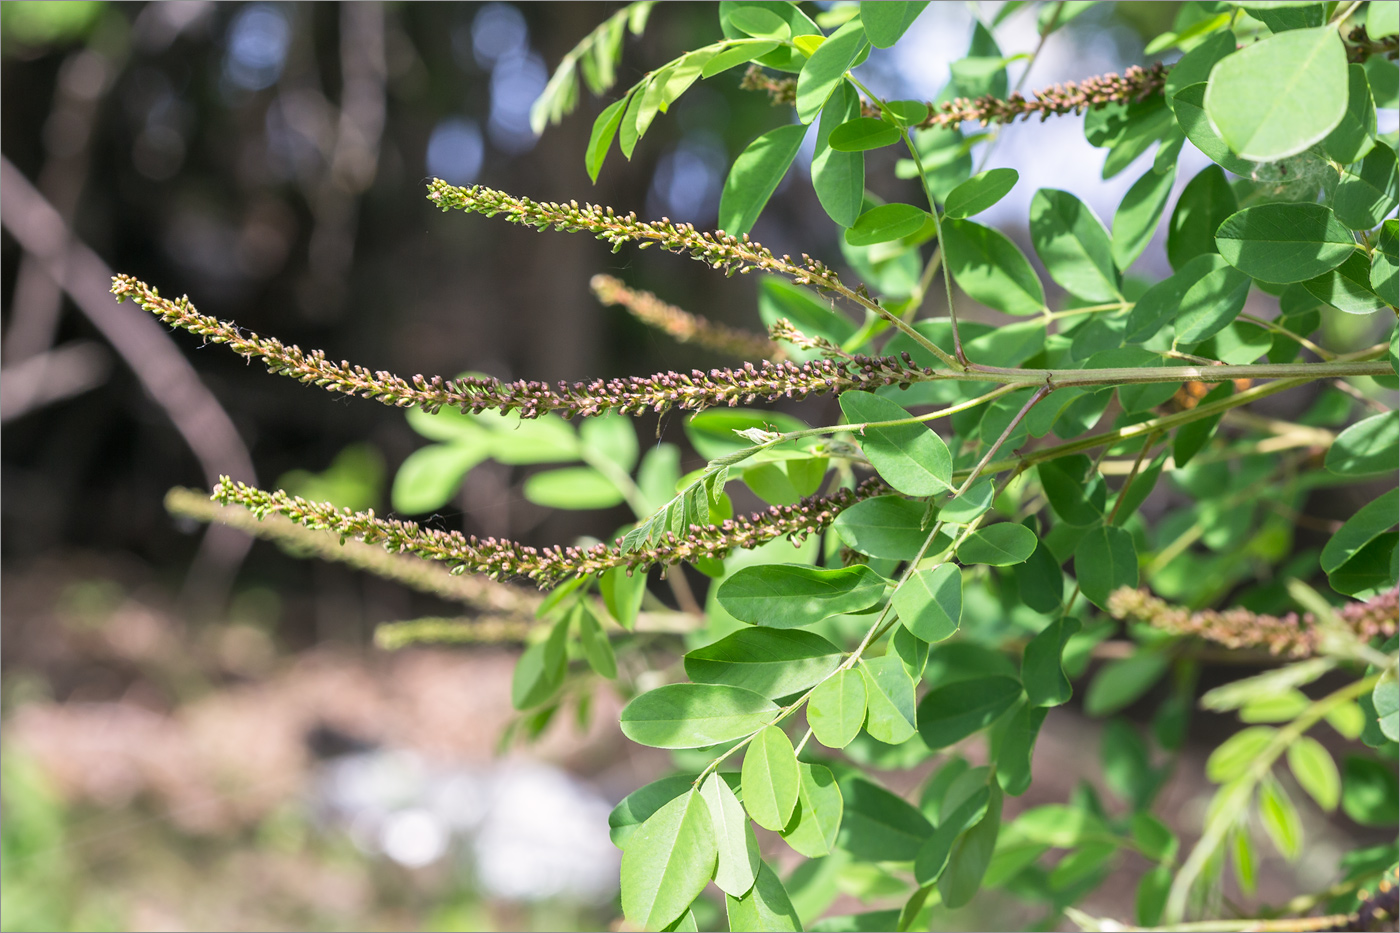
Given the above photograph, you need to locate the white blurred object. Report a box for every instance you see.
[312,749,619,902]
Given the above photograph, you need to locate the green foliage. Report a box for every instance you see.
[149,3,1400,930]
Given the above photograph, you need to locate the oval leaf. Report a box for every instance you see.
[828,116,903,152]
[779,762,844,857]
[917,675,1023,748]
[621,683,779,749]
[621,790,719,930]
[686,628,843,698]
[859,1,929,48]
[892,563,963,642]
[808,668,867,749]
[845,202,931,246]
[742,725,801,831]
[1029,188,1121,302]
[956,523,1037,566]
[1215,204,1356,284]
[1203,26,1349,161]
[700,773,761,899]
[796,19,869,123]
[942,217,1047,315]
[943,168,1018,219]
[719,123,809,236]
[717,563,888,628]
[840,390,953,495]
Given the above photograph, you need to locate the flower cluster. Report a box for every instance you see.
[115,274,940,419]
[741,61,1170,128]
[1108,586,1399,658]
[918,62,1170,128]
[165,487,541,615]
[427,179,846,288]
[211,476,889,586]
[590,274,779,360]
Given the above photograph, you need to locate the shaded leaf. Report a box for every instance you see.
[719,123,810,236]
[686,628,843,699]
[718,563,889,628]
[917,675,1022,748]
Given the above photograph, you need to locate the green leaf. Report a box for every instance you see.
[1113,162,1177,270]
[700,773,761,898]
[717,563,889,628]
[391,442,488,514]
[610,774,696,848]
[1374,668,1399,743]
[780,762,844,857]
[601,564,647,630]
[511,615,569,710]
[892,625,930,680]
[1017,534,1065,613]
[1084,650,1169,717]
[796,19,869,124]
[1136,865,1172,926]
[808,668,867,749]
[524,465,624,509]
[719,123,809,236]
[956,523,1037,567]
[1321,488,1399,574]
[1023,616,1081,708]
[586,94,631,183]
[1030,188,1122,302]
[840,391,952,495]
[1038,455,1106,527]
[1173,380,1232,467]
[1323,63,1378,165]
[996,701,1049,796]
[892,563,963,643]
[1259,778,1303,860]
[1335,143,1400,232]
[1215,203,1356,284]
[837,776,933,861]
[621,790,718,931]
[1241,2,1325,32]
[917,675,1022,748]
[937,475,996,525]
[833,494,948,560]
[942,217,1047,315]
[1171,83,1258,176]
[576,602,618,679]
[1328,531,1397,598]
[1378,221,1400,306]
[700,40,781,78]
[1127,254,1218,341]
[861,654,919,745]
[727,6,791,38]
[621,683,779,748]
[1370,0,1400,37]
[812,83,865,227]
[726,861,802,932]
[1203,26,1349,162]
[1327,412,1399,476]
[686,628,843,699]
[757,277,858,346]
[859,1,928,47]
[944,168,1019,219]
[845,202,931,246]
[1303,249,1389,314]
[1167,165,1238,272]
[1286,735,1340,811]
[938,783,1002,909]
[719,1,821,73]
[1342,755,1400,826]
[742,725,801,831]
[1174,260,1253,344]
[1164,30,1236,109]
[828,116,903,152]
[915,782,991,884]
[1207,725,1278,782]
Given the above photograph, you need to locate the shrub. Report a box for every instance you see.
[124,3,1398,930]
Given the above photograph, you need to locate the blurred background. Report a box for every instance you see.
[2,3,1393,931]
